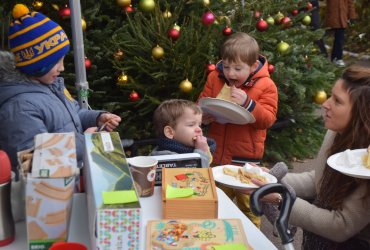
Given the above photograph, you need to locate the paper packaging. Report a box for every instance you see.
[84,132,141,250]
[18,132,78,250]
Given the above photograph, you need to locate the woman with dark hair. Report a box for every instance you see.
[252,64,370,249]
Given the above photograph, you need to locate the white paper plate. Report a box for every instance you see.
[327,149,370,179]
[199,97,255,125]
[212,164,277,189]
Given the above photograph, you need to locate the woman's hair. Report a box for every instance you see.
[153,99,202,137]
[319,64,370,209]
[220,32,259,66]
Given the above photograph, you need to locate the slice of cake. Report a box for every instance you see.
[216,84,231,101]
[363,146,370,169]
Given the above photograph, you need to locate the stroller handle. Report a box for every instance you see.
[250,183,294,245]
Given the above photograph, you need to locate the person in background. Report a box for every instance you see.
[197,32,278,227]
[309,0,328,57]
[252,64,370,249]
[324,0,357,67]
[150,99,216,168]
[0,4,121,175]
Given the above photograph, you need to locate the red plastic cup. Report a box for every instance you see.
[49,242,87,250]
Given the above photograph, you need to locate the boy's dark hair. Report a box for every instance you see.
[153,99,202,137]
[220,32,259,66]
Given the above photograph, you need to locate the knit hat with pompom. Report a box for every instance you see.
[8,4,70,76]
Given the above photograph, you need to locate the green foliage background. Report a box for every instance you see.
[2,0,356,164]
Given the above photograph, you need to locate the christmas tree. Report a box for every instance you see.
[1,0,342,163]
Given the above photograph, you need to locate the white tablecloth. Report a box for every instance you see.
[6,187,277,249]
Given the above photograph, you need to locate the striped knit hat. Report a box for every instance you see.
[8,4,70,76]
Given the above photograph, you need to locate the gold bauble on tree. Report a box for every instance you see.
[152,45,164,59]
[163,10,172,18]
[116,0,131,7]
[179,79,193,93]
[139,0,155,12]
[173,23,181,31]
[51,4,59,11]
[81,18,87,31]
[117,72,129,86]
[32,0,44,10]
[314,90,327,104]
[114,49,124,61]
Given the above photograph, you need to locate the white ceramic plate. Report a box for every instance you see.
[327,149,370,179]
[212,164,277,189]
[199,97,255,125]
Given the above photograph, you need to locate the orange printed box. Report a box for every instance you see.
[162,168,218,219]
[24,176,75,250]
[31,132,79,178]
[17,132,79,250]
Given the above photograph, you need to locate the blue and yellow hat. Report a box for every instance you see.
[8,4,70,76]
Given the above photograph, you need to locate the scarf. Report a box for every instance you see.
[156,137,216,155]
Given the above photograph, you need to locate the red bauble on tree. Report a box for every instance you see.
[124,5,134,13]
[85,58,91,69]
[167,28,180,41]
[129,91,140,102]
[256,19,268,32]
[254,10,261,19]
[306,2,313,10]
[291,9,299,16]
[268,64,275,74]
[281,16,292,29]
[222,26,233,36]
[205,63,216,74]
[59,6,71,20]
[202,11,215,26]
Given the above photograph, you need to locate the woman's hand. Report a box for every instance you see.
[97,113,121,132]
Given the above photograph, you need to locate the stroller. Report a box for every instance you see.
[250,183,295,250]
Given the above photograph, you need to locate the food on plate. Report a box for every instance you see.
[223,166,267,184]
[216,84,231,101]
[363,146,370,169]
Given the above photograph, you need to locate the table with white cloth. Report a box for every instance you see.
[7,187,277,249]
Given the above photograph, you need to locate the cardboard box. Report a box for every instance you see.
[24,176,75,250]
[162,168,218,219]
[84,132,141,250]
[31,132,79,178]
[147,219,252,249]
[146,153,202,186]
[18,132,78,250]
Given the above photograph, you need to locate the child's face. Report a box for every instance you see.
[222,59,257,87]
[32,57,65,84]
[166,107,203,147]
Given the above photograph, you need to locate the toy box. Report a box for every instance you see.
[162,168,218,219]
[84,132,141,250]
[146,219,253,250]
[17,132,78,250]
[150,153,202,186]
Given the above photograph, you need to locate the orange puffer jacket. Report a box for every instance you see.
[198,56,278,165]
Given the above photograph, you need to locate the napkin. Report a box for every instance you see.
[339,149,362,168]
[213,243,248,250]
[165,185,193,199]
